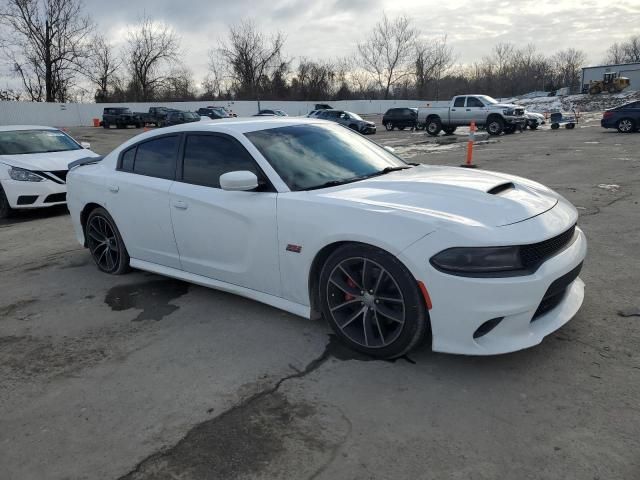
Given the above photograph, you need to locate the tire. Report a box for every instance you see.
[551,123,560,130]
[529,122,538,130]
[607,85,617,94]
[349,124,359,131]
[566,123,575,130]
[319,243,429,359]
[399,125,406,131]
[116,123,124,129]
[425,118,442,136]
[415,123,425,131]
[486,117,504,135]
[617,118,635,133]
[504,125,516,134]
[0,185,13,219]
[85,207,130,275]
[443,126,456,135]
[135,123,142,128]
[384,122,393,131]
[102,122,109,129]
[590,86,601,95]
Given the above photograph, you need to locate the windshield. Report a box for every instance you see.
[346,111,363,121]
[245,123,406,191]
[0,129,82,155]
[477,95,498,104]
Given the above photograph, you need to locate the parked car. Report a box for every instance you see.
[601,101,640,133]
[102,107,143,129]
[306,110,323,118]
[0,125,99,218]
[317,109,376,134]
[315,104,333,110]
[164,111,201,127]
[197,107,230,120]
[417,95,526,136]
[67,118,587,358]
[136,107,177,127]
[524,111,546,129]
[382,108,418,131]
[255,109,288,116]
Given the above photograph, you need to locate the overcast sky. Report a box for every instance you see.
[2,0,640,90]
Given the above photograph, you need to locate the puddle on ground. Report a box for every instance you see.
[105,278,189,321]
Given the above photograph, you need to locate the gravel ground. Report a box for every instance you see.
[1,115,639,480]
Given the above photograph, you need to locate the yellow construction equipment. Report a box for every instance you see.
[589,72,630,95]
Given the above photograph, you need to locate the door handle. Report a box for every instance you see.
[466,109,471,111]
[172,200,188,210]
[451,109,456,111]
[108,184,119,193]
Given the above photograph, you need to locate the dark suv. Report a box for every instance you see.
[601,101,640,133]
[382,108,418,131]
[102,108,143,129]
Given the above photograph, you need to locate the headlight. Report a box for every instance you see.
[9,167,45,182]
[430,246,523,275]
[503,109,514,116]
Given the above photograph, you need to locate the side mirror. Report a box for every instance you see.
[383,145,396,153]
[81,142,91,149]
[220,171,258,191]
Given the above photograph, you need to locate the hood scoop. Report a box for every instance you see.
[487,182,515,195]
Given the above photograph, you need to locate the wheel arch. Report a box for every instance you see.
[307,239,430,321]
[80,202,107,247]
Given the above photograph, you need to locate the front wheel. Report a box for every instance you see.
[617,118,635,133]
[385,122,393,131]
[319,244,429,359]
[0,185,13,219]
[85,208,130,274]
[486,118,504,135]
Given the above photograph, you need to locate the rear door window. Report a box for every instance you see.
[453,97,466,107]
[129,135,179,179]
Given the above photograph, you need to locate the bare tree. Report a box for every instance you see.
[124,16,180,101]
[604,36,640,64]
[201,51,227,100]
[553,48,587,91]
[415,35,454,99]
[357,13,417,99]
[0,0,94,102]
[84,34,121,102]
[219,20,285,100]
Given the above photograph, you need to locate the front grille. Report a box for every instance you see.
[44,192,66,203]
[49,170,68,182]
[34,170,68,184]
[521,225,576,270]
[514,108,525,116]
[532,262,583,321]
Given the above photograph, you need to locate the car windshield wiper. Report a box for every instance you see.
[304,177,368,191]
[366,165,413,178]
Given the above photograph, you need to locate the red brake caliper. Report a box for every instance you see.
[345,277,357,301]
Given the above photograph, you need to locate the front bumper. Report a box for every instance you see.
[361,124,377,134]
[505,115,527,126]
[1,178,67,209]
[400,225,587,355]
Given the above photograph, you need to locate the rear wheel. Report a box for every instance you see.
[565,123,575,129]
[0,185,13,219]
[617,118,635,133]
[443,126,457,135]
[486,117,504,135]
[425,118,442,136]
[85,208,130,275]
[551,123,560,130]
[319,243,429,359]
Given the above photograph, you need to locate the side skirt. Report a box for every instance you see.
[129,258,311,319]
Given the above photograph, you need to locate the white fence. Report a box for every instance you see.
[0,99,449,127]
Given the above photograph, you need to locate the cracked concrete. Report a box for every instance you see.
[1,116,639,479]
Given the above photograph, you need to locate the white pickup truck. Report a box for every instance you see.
[417,95,527,136]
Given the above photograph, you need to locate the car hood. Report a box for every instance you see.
[317,165,559,227]
[0,149,100,171]
[493,103,520,109]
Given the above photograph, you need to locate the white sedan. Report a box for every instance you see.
[67,118,587,358]
[0,125,99,218]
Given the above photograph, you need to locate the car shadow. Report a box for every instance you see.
[0,205,69,226]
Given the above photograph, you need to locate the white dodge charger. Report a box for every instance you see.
[67,118,587,358]
[0,125,99,218]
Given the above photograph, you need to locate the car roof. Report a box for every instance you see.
[131,117,331,137]
[0,125,59,132]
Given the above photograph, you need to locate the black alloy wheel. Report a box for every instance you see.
[319,244,429,358]
[86,208,130,274]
